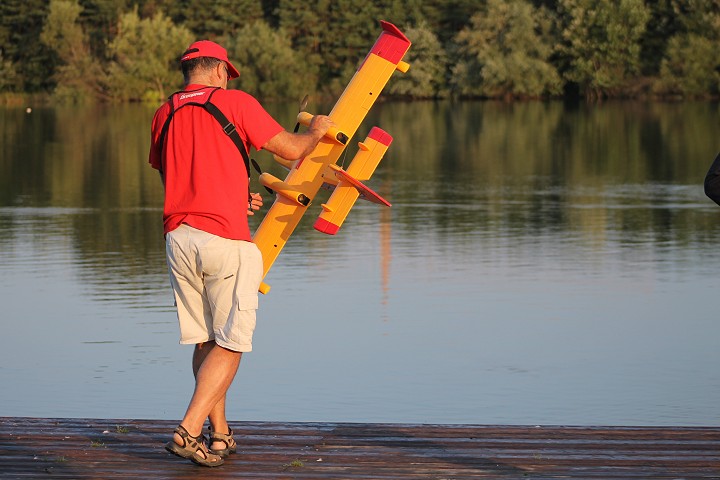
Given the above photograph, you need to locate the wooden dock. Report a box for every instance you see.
[1,417,718,479]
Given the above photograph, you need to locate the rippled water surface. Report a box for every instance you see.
[1,101,719,426]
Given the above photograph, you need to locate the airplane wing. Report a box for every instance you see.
[252,21,411,294]
[314,127,393,235]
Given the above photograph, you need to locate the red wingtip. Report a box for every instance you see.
[314,218,340,235]
[370,21,412,64]
[368,127,393,146]
[380,21,411,44]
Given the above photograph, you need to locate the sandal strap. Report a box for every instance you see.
[210,427,233,439]
[167,425,223,466]
[209,427,234,448]
[175,425,207,450]
[173,425,191,448]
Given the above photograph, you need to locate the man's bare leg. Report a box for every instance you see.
[190,341,233,448]
[173,341,241,446]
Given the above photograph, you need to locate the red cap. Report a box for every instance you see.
[180,40,240,79]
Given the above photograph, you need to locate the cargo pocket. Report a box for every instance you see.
[237,293,259,312]
[218,293,259,352]
[234,293,258,344]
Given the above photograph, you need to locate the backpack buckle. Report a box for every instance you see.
[223,123,236,135]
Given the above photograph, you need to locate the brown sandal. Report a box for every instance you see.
[165,425,224,467]
[209,427,237,458]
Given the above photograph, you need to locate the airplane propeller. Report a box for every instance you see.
[252,158,274,195]
[294,95,309,133]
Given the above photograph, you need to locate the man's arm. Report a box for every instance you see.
[261,115,334,160]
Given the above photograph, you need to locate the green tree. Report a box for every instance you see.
[386,22,448,98]
[135,0,175,18]
[451,0,561,99]
[78,0,129,58]
[654,1,720,97]
[557,0,650,99]
[0,0,57,92]
[106,8,193,102]
[374,0,429,28]
[9,0,720,100]
[226,21,317,100]
[415,0,482,45]
[0,50,19,93]
[638,0,682,76]
[324,0,381,91]
[656,34,720,98]
[669,0,720,32]
[164,0,263,38]
[279,0,381,95]
[41,0,106,102]
[261,0,281,27]
[277,0,328,79]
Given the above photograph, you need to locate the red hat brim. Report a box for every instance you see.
[181,40,240,79]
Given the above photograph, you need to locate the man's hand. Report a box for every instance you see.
[262,115,337,161]
[248,192,264,216]
[307,114,334,139]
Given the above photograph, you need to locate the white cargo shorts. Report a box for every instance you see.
[165,224,263,352]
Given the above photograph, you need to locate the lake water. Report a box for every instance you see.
[0,100,718,426]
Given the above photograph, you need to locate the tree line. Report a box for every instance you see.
[1,0,719,103]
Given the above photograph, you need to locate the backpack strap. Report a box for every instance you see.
[203,88,251,179]
[157,87,251,179]
[156,97,176,176]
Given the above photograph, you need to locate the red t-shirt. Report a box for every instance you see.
[149,85,284,240]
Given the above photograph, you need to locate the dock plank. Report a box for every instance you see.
[1,418,718,479]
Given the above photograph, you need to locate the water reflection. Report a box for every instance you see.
[0,101,718,425]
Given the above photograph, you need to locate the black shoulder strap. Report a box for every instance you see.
[156,97,176,171]
[203,89,251,178]
[157,87,251,179]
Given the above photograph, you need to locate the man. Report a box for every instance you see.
[705,152,720,205]
[148,40,333,467]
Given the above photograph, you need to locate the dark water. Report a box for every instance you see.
[0,100,718,426]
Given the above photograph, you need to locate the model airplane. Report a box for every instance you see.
[252,21,411,294]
